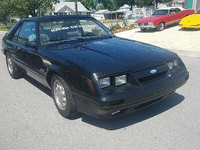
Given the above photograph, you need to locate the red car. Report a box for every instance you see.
[134,7,195,31]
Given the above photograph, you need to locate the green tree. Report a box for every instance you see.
[135,0,171,8]
[134,0,152,7]
[79,0,97,10]
[97,0,135,11]
[97,0,119,11]
[96,3,104,11]
[0,0,59,22]
[117,0,135,10]
[0,0,13,25]
[11,0,59,18]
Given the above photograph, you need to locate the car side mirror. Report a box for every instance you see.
[25,41,38,49]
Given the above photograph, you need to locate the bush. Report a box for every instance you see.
[109,22,122,32]
[109,21,135,33]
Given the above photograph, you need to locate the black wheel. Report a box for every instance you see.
[6,53,23,79]
[157,22,165,31]
[51,74,77,118]
[140,28,147,31]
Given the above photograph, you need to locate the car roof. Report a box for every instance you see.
[20,15,93,22]
[157,7,185,11]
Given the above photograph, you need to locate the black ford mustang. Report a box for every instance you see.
[2,15,189,119]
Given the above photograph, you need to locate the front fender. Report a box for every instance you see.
[46,64,94,96]
[2,37,8,55]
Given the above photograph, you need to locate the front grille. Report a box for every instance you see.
[138,71,167,84]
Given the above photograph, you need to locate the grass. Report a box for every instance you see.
[0,23,15,31]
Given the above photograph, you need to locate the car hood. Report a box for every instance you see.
[50,37,176,76]
[180,14,200,24]
[135,15,164,23]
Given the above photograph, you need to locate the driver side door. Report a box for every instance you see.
[12,21,47,84]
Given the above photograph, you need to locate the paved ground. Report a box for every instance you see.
[116,25,200,57]
[0,27,200,150]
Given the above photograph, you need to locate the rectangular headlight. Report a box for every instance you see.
[167,59,179,70]
[148,22,154,27]
[167,62,174,70]
[115,75,127,86]
[98,77,110,88]
[173,59,178,67]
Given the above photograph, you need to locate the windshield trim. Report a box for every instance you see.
[39,18,114,46]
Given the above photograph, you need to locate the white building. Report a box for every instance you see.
[53,1,89,15]
[91,5,144,20]
[91,9,108,20]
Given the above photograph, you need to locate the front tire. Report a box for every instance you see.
[51,74,77,118]
[157,22,165,31]
[6,53,23,79]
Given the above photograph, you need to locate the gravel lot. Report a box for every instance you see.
[0,25,200,150]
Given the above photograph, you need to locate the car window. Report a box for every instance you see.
[152,10,169,15]
[12,26,22,43]
[170,9,176,14]
[175,8,181,13]
[18,21,36,45]
[197,10,200,14]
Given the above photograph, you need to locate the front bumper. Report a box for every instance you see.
[73,68,189,119]
[134,23,156,29]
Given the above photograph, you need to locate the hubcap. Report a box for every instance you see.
[53,80,67,110]
[7,57,14,75]
[160,23,164,30]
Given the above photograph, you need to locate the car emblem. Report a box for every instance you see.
[150,69,157,74]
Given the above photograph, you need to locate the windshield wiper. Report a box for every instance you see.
[44,38,72,45]
[47,38,66,42]
[73,37,85,41]
[83,32,96,37]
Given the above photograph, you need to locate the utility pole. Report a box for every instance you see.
[153,0,156,10]
[75,0,78,15]
[154,0,158,9]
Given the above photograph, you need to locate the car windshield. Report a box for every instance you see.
[152,10,169,15]
[39,18,112,45]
